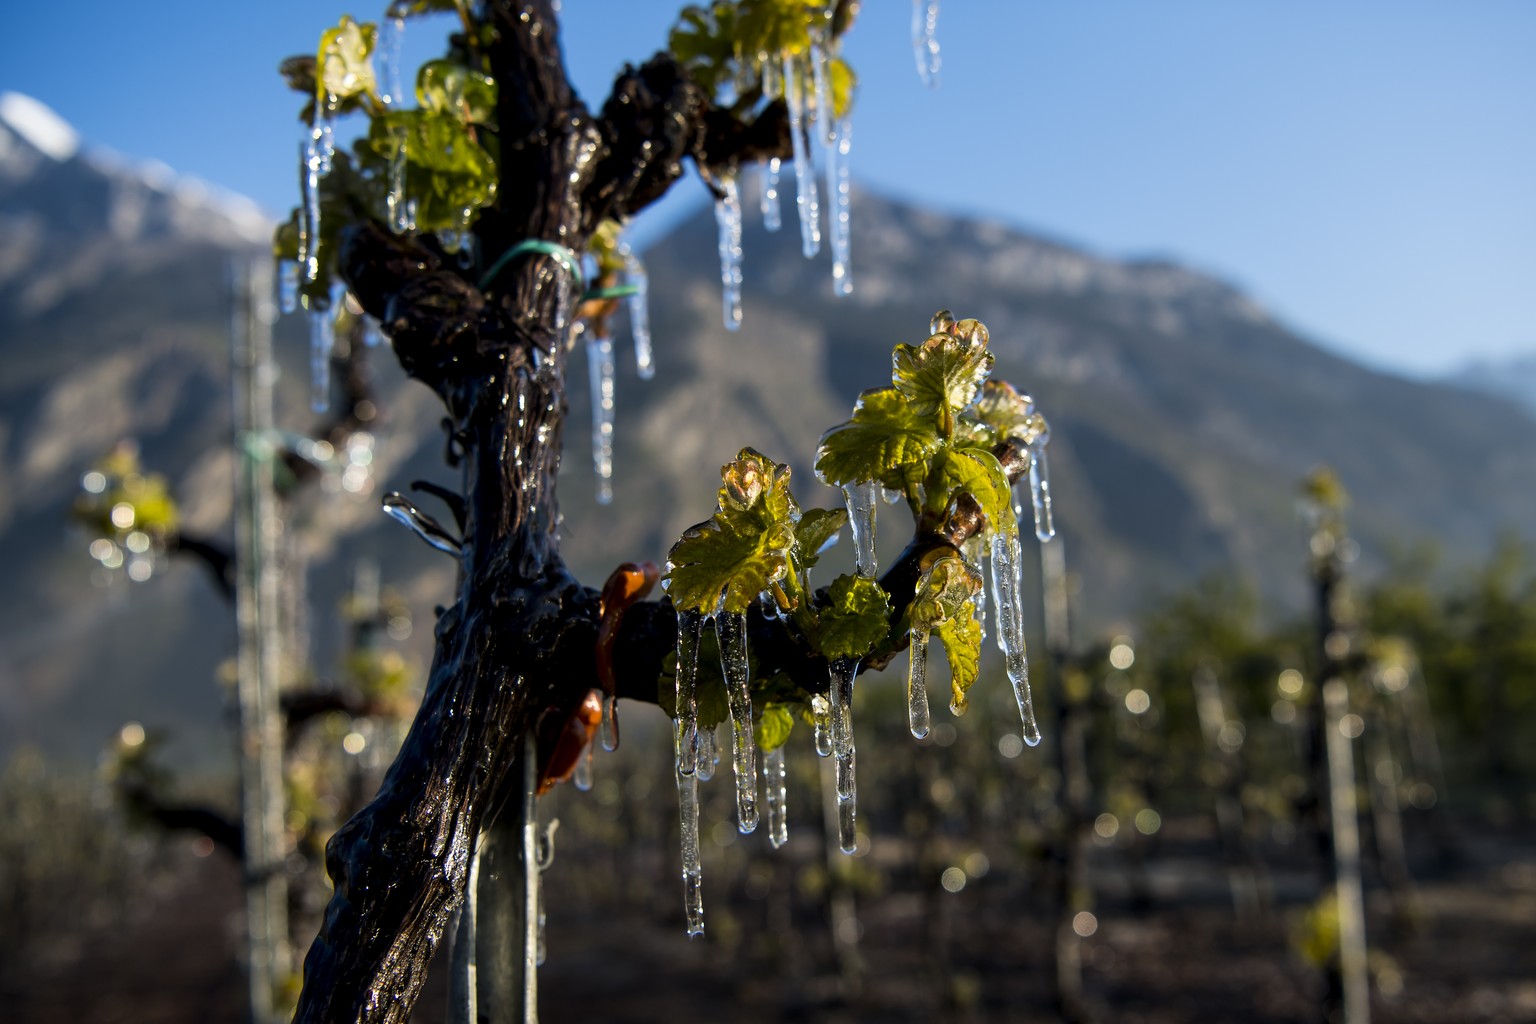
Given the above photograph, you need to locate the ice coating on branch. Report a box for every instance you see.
[309,305,334,413]
[695,726,718,782]
[381,492,462,555]
[677,767,704,937]
[716,611,759,833]
[622,248,654,380]
[585,333,616,504]
[811,693,832,757]
[827,118,853,296]
[912,0,942,88]
[991,529,1043,745]
[907,628,931,740]
[674,610,702,777]
[278,259,299,314]
[842,480,878,578]
[1029,446,1056,542]
[763,746,789,848]
[760,157,783,232]
[782,54,822,258]
[830,658,859,853]
[714,175,744,331]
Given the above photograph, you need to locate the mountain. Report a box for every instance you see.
[1444,354,1536,418]
[4,93,1535,766]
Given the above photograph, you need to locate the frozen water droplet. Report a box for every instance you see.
[585,333,616,504]
[277,259,299,314]
[827,118,853,296]
[674,611,702,777]
[829,658,859,853]
[912,0,942,88]
[622,248,654,380]
[381,492,462,555]
[907,628,931,739]
[716,611,758,833]
[714,174,744,331]
[930,309,956,335]
[760,157,782,232]
[695,726,718,783]
[842,481,878,578]
[782,54,822,258]
[573,739,594,791]
[811,693,832,757]
[763,746,788,849]
[991,528,1042,745]
[1029,445,1056,542]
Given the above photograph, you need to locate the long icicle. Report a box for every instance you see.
[761,158,783,232]
[1029,444,1056,542]
[811,694,833,757]
[309,301,335,414]
[585,332,616,504]
[278,259,299,315]
[695,727,718,783]
[674,610,703,777]
[991,526,1042,745]
[677,764,704,938]
[716,611,759,832]
[912,0,942,88]
[378,12,410,234]
[714,174,744,331]
[763,746,789,849]
[830,657,859,853]
[907,629,931,740]
[842,480,878,578]
[827,118,853,296]
[622,247,654,380]
[782,53,821,258]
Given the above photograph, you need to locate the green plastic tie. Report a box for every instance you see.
[581,284,640,301]
[479,239,584,293]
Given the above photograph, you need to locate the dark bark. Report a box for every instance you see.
[165,531,236,601]
[119,783,245,860]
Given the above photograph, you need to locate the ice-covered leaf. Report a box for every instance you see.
[666,449,800,615]
[815,387,943,488]
[935,612,982,713]
[416,60,495,123]
[794,506,848,572]
[891,329,994,427]
[964,380,1047,447]
[910,555,983,633]
[366,109,496,233]
[317,16,377,106]
[753,702,795,752]
[818,574,892,661]
[934,446,1014,540]
[828,57,857,119]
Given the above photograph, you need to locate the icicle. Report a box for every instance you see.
[1029,445,1056,542]
[782,54,822,258]
[912,0,942,88]
[573,739,594,791]
[827,118,853,296]
[991,529,1042,746]
[761,158,783,232]
[964,535,989,646]
[622,248,654,380]
[811,694,833,757]
[361,314,383,348]
[677,765,705,937]
[830,658,859,853]
[841,480,878,578]
[600,695,620,752]
[713,174,744,331]
[309,304,335,413]
[763,746,789,849]
[301,110,336,285]
[534,819,558,968]
[696,727,718,782]
[716,611,759,833]
[809,34,836,146]
[908,629,931,740]
[586,332,616,504]
[674,611,702,777]
[278,259,300,314]
[378,14,411,235]
[381,491,462,555]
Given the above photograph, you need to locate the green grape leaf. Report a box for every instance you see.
[892,330,994,425]
[589,219,628,279]
[935,611,983,714]
[910,555,983,633]
[736,0,824,59]
[818,574,892,661]
[754,702,795,752]
[963,380,1045,447]
[317,16,378,106]
[366,110,496,232]
[666,449,800,615]
[829,57,857,119]
[794,506,847,572]
[416,60,496,123]
[934,446,1015,540]
[815,387,943,488]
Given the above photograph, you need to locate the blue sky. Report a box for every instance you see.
[3,1,1532,377]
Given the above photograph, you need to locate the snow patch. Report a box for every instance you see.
[0,92,79,161]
